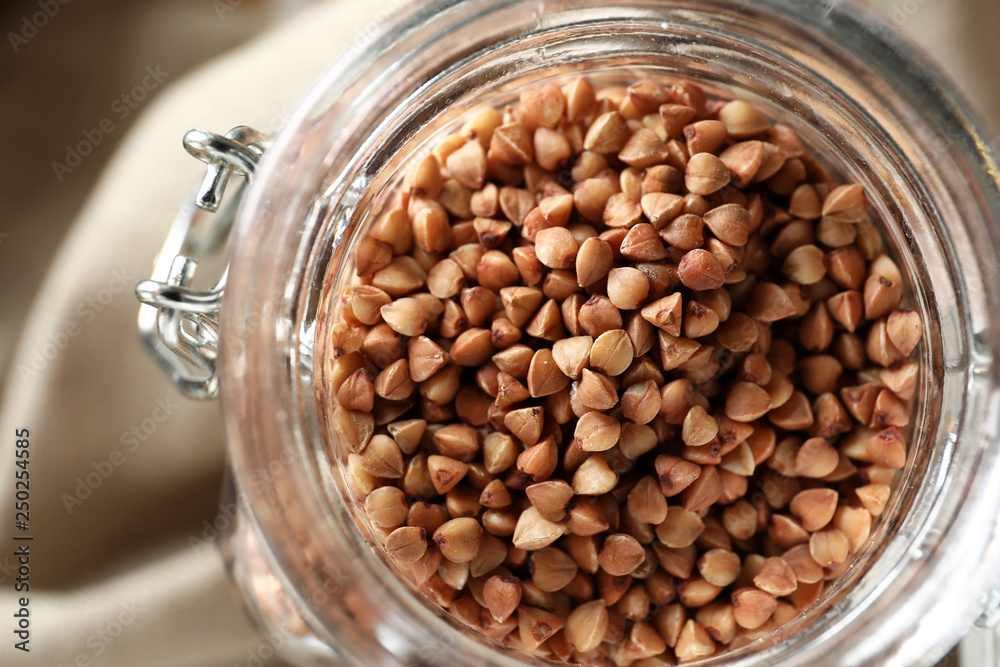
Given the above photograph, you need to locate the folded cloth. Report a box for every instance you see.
[0,0,394,664]
[0,0,991,665]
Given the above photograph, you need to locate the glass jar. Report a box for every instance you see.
[212,0,1000,665]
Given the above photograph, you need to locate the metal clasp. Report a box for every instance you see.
[136,126,269,399]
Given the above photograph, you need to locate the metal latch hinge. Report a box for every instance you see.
[135,126,269,399]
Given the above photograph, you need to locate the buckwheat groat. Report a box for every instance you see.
[322,75,921,664]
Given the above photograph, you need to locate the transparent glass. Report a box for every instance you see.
[216,0,1000,665]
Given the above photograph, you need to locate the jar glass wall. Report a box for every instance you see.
[218,1,1000,665]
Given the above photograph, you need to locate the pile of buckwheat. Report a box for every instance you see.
[320,75,921,664]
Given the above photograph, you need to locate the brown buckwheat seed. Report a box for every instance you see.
[323,74,922,665]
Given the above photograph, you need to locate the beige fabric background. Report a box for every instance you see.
[0,0,995,665]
